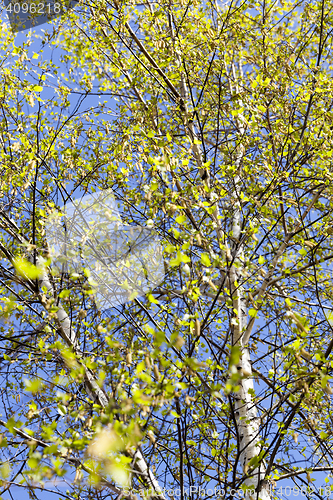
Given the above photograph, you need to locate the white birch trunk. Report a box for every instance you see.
[229,61,270,499]
[171,45,270,497]
[230,243,270,500]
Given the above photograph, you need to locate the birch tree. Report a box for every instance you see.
[1,0,333,500]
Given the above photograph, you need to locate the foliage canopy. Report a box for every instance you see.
[1,0,333,499]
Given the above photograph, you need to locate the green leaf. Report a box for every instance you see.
[13,257,44,280]
[326,311,333,326]
[5,417,17,434]
[58,404,67,416]
[165,244,176,254]
[248,308,258,318]
[27,457,39,469]
[229,345,240,368]
[186,440,196,446]
[175,214,187,224]
[43,444,58,455]
[151,181,159,192]
[0,437,8,448]
[24,378,44,394]
[170,251,190,267]
[108,459,130,487]
[0,462,11,479]
[83,267,91,278]
[201,253,211,267]
[147,293,159,304]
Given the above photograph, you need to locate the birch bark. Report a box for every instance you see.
[169,40,271,496]
[228,62,270,500]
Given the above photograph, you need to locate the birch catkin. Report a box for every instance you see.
[195,319,200,337]
[153,364,160,380]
